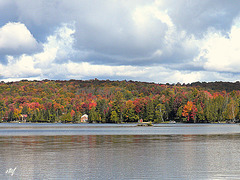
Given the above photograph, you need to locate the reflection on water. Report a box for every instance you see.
[1,133,240,179]
[0,123,240,136]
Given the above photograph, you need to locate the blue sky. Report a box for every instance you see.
[1,0,240,83]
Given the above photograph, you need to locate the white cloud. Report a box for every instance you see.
[2,1,240,83]
[1,55,41,78]
[132,2,175,50]
[34,22,76,68]
[0,22,38,53]
[194,18,240,73]
[0,21,235,84]
[65,61,150,79]
[0,22,76,80]
[65,62,207,84]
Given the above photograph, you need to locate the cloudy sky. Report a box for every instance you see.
[1,0,240,83]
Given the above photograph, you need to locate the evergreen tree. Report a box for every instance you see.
[112,91,124,122]
[146,100,154,122]
[154,103,166,123]
[89,107,98,123]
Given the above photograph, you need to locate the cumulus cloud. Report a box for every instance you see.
[1,1,240,83]
[194,18,240,73]
[0,21,202,83]
[1,55,41,78]
[0,22,39,58]
[0,23,75,80]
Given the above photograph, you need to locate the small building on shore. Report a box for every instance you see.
[81,114,88,123]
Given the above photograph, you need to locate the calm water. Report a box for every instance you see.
[1,123,240,179]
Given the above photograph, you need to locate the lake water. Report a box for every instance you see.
[1,123,240,179]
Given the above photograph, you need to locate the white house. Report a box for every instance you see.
[81,114,88,123]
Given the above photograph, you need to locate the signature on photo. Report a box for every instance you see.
[6,167,17,176]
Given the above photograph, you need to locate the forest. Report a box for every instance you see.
[0,79,240,124]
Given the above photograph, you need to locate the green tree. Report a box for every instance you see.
[176,106,183,121]
[145,100,154,122]
[223,98,239,122]
[112,91,124,122]
[110,110,119,123]
[204,99,218,123]
[154,103,166,123]
[96,99,108,123]
[196,103,205,122]
[89,107,98,123]
[73,111,82,123]
[123,100,139,122]
[60,113,72,123]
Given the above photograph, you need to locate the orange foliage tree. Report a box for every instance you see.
[182,101,198,122]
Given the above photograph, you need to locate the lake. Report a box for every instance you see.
[1,123,240,179]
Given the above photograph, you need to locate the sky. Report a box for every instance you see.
[1,0,240,83]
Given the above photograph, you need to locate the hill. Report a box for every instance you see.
[188,81,240,92]
[0,79,239,123]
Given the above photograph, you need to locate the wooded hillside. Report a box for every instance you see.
[0,79,239,123]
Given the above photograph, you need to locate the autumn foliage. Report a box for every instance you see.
[182,101,198,122]
[0,79,239,123]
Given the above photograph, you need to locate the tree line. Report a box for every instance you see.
[0,79,240,123]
